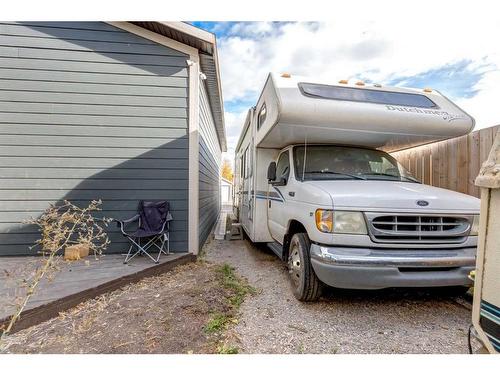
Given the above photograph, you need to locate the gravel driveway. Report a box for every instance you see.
[205,238,472,354]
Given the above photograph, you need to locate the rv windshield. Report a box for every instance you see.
[293,145,418,183]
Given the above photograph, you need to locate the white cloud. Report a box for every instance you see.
[217,11,500,160]
[457,70,500,131]
[221,109,248,164]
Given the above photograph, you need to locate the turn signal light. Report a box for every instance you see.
[315,209,333,233]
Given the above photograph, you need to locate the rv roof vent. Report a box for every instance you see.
[281,73,291,78]
[423,87,433,93]
[355,81,365,86]
[338,79,348,84]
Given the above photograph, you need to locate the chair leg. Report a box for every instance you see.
[155,234,168,263]
[124,243,134,264]
[166,232,170,255]
[124,237,159,264]
[141,247,158,263]
[155,239,163,263]
[124,239,143,264]
[123,231,169,265]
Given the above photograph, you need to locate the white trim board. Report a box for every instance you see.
[160,21,216,44]
[106,21,199,58]
[188,58,201,254]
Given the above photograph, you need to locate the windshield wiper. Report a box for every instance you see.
[304,171,367,180]
[361,172,420,183]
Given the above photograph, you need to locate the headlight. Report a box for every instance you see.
[315,210,367,234]
[334,211,368,234]
[470,215,480,236]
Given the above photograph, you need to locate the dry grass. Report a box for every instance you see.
[202,263,256,353]
[0,200,110,345]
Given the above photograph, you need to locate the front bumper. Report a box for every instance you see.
[310,244,476,289]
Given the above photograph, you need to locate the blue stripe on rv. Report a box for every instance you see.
[481,300,500,317]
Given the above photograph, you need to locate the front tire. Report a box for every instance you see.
[287,233,322,301]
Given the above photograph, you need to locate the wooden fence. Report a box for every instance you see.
[392,125,499,198]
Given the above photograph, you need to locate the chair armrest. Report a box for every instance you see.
[114,214,140,235]
[160,220,168,233]
[160,212,173,232]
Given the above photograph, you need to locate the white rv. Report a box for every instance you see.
[234,73,480,301]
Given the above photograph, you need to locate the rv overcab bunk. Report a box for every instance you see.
[234,73,480,301]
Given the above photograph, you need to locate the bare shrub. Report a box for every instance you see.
[0,200,110,344]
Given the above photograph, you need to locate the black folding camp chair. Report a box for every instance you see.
[115,200,172,264]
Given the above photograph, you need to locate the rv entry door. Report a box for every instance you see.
[268,150,290,243]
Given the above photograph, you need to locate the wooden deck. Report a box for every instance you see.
[0,253,195,333]
[214,204,233,240]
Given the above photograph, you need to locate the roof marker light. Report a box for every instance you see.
[338,79,348,84]
[281,73,291,78]
[423,87,433,93]
[355,81,365,86]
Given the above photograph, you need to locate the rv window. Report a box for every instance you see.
[241,151,246,178]
[257,103,267,130]
[242,145,252,178]
[299,83,437,108]
[245,146,251,178]
[248,146,253,178]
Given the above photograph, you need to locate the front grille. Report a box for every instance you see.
[365,213,472,244]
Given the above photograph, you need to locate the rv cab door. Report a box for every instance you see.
[268,150,290,244]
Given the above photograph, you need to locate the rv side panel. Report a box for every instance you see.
[253,147,280,242]
[235,113,255,239]
[234,110,252,221]
[254,75,281,148]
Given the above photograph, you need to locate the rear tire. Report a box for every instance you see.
[287,232,323,301]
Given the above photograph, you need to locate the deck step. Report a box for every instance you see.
[214,212,228,240]
[228,222,244,240]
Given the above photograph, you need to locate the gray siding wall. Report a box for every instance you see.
[199,79,221,248]
[0,22,189,255]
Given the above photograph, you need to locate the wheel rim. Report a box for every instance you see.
[288,243,301,287]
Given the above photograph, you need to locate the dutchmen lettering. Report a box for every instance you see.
[385,105,465,122]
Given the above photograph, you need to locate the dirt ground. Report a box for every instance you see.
[0,258,244,354]
[1,236,474,354]
[205,238,473,354]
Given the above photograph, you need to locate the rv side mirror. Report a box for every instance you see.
[267,162,277,182]
[272,177,287,186]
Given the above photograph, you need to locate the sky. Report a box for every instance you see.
[190,18,500,163]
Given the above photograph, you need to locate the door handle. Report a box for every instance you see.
[288,191,295,197]
[269,200,271,208]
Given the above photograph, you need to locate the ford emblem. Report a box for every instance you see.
[416,200,429,207]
